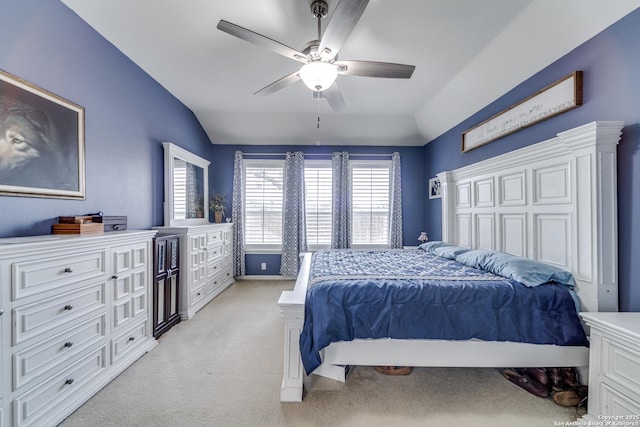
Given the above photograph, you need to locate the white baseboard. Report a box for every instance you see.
[237,275,296,281]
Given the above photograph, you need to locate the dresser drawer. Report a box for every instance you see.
[12,250,107,301]
[13,345,107,427]
[601,336,640,402]
[111,320,148,364]
[13,282,106,346]
[206,271,224,296]
[206,243,223,263]
[221,268,233,285]
[206,230,222,245]
[207,258,223,279]
[13,313,106,390]
[190,284,206,307]
[599,383,640,416]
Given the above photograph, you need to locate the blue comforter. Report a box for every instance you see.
[299,249,589,374]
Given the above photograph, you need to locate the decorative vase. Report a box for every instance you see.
[214,211,223,223]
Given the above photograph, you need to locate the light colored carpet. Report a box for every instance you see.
[60,280,584,427]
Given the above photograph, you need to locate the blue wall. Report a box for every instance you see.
[423,9,640,311]
[211,144,425,275]
[0,0,215,237]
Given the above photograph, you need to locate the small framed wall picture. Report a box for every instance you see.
[429,177,441,199]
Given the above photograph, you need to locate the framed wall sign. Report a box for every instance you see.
[0,69,85,199]
[461,71,583,152]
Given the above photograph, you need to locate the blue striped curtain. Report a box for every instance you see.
[280,152,307,276]
[389,152,403,248]
[331,151,351,249]
[231,151,245,276]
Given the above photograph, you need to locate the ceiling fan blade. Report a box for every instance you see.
[217,20,309,64]
[323,83,346,112]
[254,71,301,96]
[318,0,369,59]
[335,60,415,78]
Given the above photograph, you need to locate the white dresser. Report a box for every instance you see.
[0,231,157,427]
[580,312,640,422]
[153,223,234,320]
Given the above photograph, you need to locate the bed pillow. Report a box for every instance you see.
[431,244,470,259]
[456,249,575,288]
[454,249,495,269]
[418,241,450,253]
[484,253,576,288]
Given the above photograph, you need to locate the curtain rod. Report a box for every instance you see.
[241,152,395,157]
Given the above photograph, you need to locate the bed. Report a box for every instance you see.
[278,121,624,402]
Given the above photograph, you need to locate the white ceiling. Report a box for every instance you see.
[61,0,640,146]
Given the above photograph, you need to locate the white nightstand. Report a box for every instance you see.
[580,312,640,422]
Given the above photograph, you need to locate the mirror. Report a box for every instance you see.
[162,142,210,226]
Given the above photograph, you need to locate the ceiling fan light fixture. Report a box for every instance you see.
[299,61,338,92]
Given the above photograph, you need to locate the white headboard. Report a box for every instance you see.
[438,121,624,313]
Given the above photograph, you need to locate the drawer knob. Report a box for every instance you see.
[128,336,135,342]
[65,379,74,385]
[111,274,119,280]
[0,309,3,316]
[64,342,73,348]
[64,267,74,273]
[63,304,73,311]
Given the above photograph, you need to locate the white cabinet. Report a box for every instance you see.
[153,223,234,320]
[0,231,157,427]
[580,313,640,423]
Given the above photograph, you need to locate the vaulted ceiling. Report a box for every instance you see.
[61,0,640,146]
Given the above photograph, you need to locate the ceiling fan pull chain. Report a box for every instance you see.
[316,95,321,130]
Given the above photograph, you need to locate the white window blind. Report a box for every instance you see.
[244,161,284,248]
[351,162,390,246]
[172,159,187,220]
[304,162,332,249]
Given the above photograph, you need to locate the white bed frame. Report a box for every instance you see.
[278,121,624,402]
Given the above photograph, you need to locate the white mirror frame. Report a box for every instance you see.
[163,142,210,226]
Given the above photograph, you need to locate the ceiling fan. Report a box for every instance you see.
[217,0,415,112]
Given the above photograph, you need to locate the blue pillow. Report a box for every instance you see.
[456,249,575,287]
[454,249,495,269]
[431,245,470,259]
[487,253,575,287]
[418,241,450,253]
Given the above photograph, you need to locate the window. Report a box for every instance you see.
[244,160,284,251]
[351,161,391,248]
[304,161,332,250]
[242,157,392,252]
